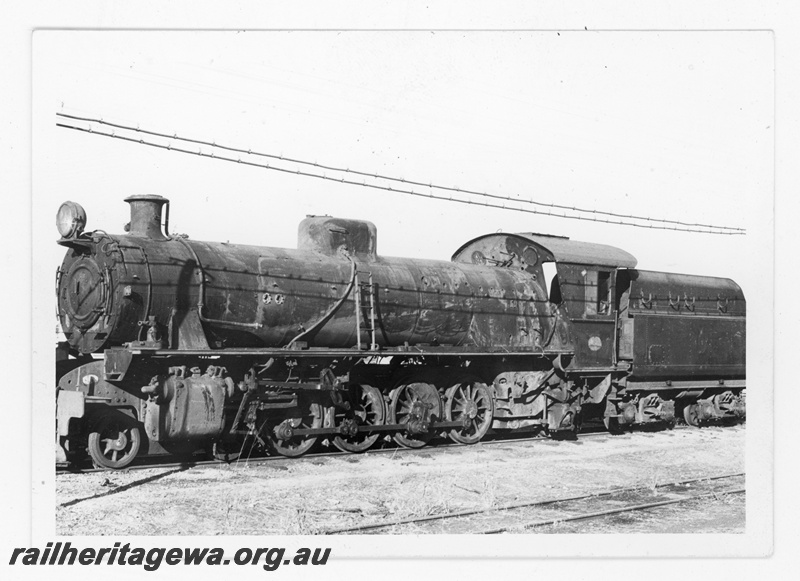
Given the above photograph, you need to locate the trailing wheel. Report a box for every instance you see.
[603,416,623,434]
[389,382,442,449]
[683,403,701,427]
[332,384,385,453]
[444,379,493,444]
[266,394,323,457]
[210,439,244,463]
[86,409,142,470]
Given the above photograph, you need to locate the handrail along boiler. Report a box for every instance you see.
[55,195,746,469]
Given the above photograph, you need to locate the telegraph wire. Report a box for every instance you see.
[55,112,745,233]
[55,114,745,235]
[54,119,742,236]
[55,113,744,233]
[56,113,744,233]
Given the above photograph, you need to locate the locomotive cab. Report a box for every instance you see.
[452,231,638,365]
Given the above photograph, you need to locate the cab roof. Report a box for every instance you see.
[452,232,638,268]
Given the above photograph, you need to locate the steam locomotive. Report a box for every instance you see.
[55,195,746,469]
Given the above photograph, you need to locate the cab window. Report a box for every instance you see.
[584,270,611,315]
[597,271,611,314]
[542,262,561,304]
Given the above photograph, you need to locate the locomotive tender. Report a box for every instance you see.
[55,195,746,469]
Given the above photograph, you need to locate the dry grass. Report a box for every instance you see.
[56,425,745,535]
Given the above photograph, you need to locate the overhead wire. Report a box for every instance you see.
[55,113,745,235]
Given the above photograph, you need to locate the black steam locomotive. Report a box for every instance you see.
[55,195,746,469]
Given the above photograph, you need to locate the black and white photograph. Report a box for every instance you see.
[38,26,764,535]
[5,2,796,580]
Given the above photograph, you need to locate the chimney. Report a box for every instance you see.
[125,194,169,240]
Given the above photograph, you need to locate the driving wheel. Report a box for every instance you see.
[266,394,323,457]
[444,379,493,444]
[332,384,386,453]
[389,382,442,449]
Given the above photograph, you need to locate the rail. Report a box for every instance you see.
[323,472,745,535]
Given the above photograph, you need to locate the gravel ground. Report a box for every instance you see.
[56,424,745,535]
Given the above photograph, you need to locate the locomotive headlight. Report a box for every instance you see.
[56,201,87,238]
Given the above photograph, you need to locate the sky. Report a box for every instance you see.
[34,30,772,301]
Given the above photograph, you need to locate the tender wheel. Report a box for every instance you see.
[683,403,701,427]
[390,382,442,449]
[332,384,386,453]
[266,394,323,457]
[444,380,493,444]
[86,410,142,470]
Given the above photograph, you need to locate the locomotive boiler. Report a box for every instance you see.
[55,195,746,469]
[58,195,572,354]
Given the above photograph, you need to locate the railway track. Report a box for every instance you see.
[323,472,746,535]
[57,422,698,475]
[56,424,745,535]
[56,425,735,512]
